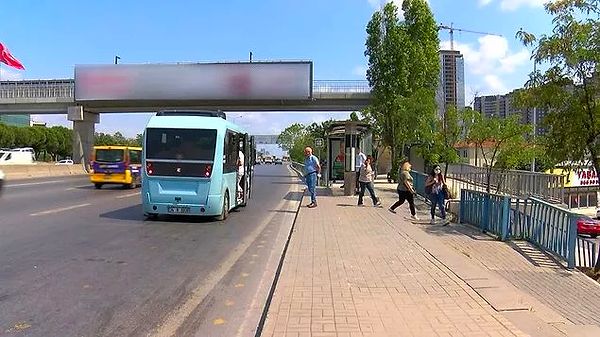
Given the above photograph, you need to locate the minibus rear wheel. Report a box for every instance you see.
[95,183,103,189]
[217,191,229,221]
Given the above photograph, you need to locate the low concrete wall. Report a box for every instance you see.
[0,163,87,180]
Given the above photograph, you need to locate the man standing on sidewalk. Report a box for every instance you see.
[304,147,321,208]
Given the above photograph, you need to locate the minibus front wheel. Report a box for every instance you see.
[94,183,103,189]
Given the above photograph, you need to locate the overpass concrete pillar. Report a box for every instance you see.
[68,106,99,166]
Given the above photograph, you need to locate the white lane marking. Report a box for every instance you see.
[30,203,91,217]
[66,185,90,191]
[116,192,140,199]
[5,180,66,188]
[148,192,293,337]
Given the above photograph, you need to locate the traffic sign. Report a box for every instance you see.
[315,138,324,148]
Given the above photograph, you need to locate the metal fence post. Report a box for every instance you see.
[567,215,578,269]
[482,195,490,233]
[459,189,466,223]
[501,196,510,241]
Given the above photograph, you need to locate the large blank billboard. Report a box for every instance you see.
[74,62,312,101]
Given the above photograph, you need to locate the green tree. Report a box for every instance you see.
[0,124,15,148]
[53,126,72,159]
[516,0,600,272]
[277,123,308,162]
[467,112,533,192]
[364,0,440,177]
[516,0,600,169]
[424,106,466,176]
[135,133,143,147]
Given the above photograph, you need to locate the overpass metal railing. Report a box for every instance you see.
[447,163,564,203]
[312,80,371,93]
[0,80,75,99]
[0,79,370,99]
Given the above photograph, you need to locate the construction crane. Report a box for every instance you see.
[439,23,503,50]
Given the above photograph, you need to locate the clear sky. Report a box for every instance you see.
[0,0,553,143]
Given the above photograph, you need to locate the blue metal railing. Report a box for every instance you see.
[410,171,427,198]
[459,190,510,241]
[576,238,598,268]
[460,189,581,268]
[527,197,578,268]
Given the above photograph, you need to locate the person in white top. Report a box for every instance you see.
[237,150,245,200]
[355,147,367,194]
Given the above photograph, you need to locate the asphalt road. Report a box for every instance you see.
[0,164,303,337]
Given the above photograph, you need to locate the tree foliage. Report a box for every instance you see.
[423,106,465,174]
[278,121,334,162]
[0,123,140,161]
[515,0,600,271]
[515,0,600,175]
[94,132,142,147]
[364,0,440,176]
[0,124,72,160]
[465,112,533,192]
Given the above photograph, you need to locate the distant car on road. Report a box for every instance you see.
[55,159,74,165]
[274,158,283,165]
[577,217,600,238]
[264,157,273,164]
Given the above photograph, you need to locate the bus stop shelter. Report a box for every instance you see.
[325,121,372,196]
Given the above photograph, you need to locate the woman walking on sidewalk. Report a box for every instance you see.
[357,156,382,207]
[425,165,449,225]
[388,161,418,220]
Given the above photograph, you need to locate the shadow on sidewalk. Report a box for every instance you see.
[283,191,304,201]
[507,241,566,270]
[269,209,298,214]
[420,221,498,242]
[271,181,304,185]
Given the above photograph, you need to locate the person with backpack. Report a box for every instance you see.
[425,165,449,225]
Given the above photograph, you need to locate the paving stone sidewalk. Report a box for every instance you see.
[373,180,600,332]
[261,192,532,337]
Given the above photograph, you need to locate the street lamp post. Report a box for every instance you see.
[531,61,537,172]
[115,56,121,65]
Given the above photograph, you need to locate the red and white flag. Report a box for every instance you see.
[0,42,25,70]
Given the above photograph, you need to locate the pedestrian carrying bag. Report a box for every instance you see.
[443,185,452,199]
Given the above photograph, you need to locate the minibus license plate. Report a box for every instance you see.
[168,206,190,214]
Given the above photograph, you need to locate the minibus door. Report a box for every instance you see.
[246,135,255,199]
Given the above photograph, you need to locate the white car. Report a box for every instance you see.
[55,159,74,165]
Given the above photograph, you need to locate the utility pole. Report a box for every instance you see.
[249,52,253,63]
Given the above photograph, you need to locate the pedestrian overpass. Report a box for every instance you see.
[0,61,371,164]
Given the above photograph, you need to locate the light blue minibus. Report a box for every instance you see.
[142,110,255,220]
